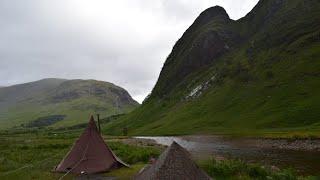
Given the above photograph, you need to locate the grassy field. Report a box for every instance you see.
[0,130,159,180]
[0,129,318,179]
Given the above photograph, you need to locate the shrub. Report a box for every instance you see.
[266,71,275,79]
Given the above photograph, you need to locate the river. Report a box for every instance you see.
[134,136,320,175]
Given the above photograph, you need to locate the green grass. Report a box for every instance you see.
[199,158,319,180]
[0,133,72,180]
[108,141,160,164]
[104,163,145,179]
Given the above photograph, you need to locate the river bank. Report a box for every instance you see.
[132,135,320,175]
[238,137,320,151]
[189,135,320,151]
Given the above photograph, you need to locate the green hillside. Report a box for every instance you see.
[104,0,320,136]
[0,78,139,129]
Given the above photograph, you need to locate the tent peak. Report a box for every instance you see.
[89,115,95,122]
[135,139,212,179]
[54,116,128,174]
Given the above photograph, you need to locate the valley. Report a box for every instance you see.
[0,0,319,179]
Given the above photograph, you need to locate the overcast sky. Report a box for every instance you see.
[0,0,259,103]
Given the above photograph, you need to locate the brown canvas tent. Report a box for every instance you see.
[54,115,128,174]
[135,141,212,180]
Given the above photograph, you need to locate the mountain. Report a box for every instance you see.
[105,0,320,135]
[0,78,139,129]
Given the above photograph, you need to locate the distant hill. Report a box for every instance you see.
[105,0,320,135]
[0,78,139,129]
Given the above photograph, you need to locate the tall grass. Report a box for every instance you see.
[199,158,319,180]
[108,141,160,164]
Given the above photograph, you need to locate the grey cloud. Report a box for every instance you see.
[0,0,258,102]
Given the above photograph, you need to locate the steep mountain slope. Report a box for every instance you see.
[105,0,320,135]
[0,78,139,129]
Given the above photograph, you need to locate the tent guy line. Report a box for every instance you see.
[58,143,90,180]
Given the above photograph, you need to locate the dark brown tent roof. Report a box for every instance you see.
[135,141,212,180]
[54,115,128,174]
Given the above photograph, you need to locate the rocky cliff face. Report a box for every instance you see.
[153,6,237,97]
[48,79,137,107]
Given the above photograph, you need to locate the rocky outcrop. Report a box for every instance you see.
[153,6,237,97]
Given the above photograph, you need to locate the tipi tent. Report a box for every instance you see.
[135,141,212,180]
[54,115,128,174]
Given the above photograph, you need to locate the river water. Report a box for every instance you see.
[134,136,320,175]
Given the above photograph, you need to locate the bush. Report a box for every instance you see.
[266,71,274,79]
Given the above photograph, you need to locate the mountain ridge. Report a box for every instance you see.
[0,78,139,129]
[104,0,320,136]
